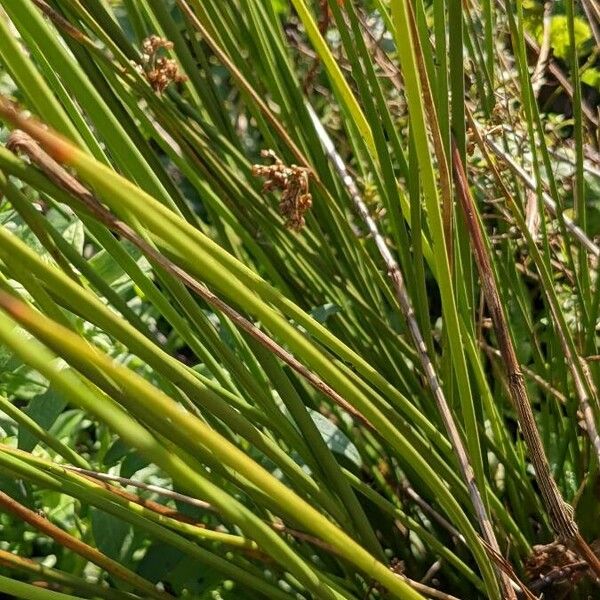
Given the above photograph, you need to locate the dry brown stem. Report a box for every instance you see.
[452,138,600,579]
[0,489,171,599]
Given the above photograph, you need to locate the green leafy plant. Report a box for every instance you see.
[0,0,598,598]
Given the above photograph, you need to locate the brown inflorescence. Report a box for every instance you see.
[140,35,187,94]
[252,149,312,231]
[525,541,590,592]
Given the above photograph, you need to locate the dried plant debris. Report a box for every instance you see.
[525,541,595,596]
[252,150,312,231]
[140,35,187,94]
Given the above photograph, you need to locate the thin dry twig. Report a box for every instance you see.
[0,489,172,599]
[579,0,600,52]
[482,135,600,258]
[355,9,404,91]
[478,539,539,600]
[62,465,333,557]
[495,125,600,179]
[523,29,599,129]
[30,461,455,600]
[531,2,553,97]
[420,559,442,585]
[480,342,567,404]
[64,465,214,511]
[399,480,465,543]
[0,548,133,600]
[30,0,89,44]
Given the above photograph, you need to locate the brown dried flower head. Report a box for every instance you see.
[525,541,589,592]
[140,35,187,94]
[142,35,174,58]
[252,150,312,231]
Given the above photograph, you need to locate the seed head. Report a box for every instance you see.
[252,150,313,231]
[140,35,187,94]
